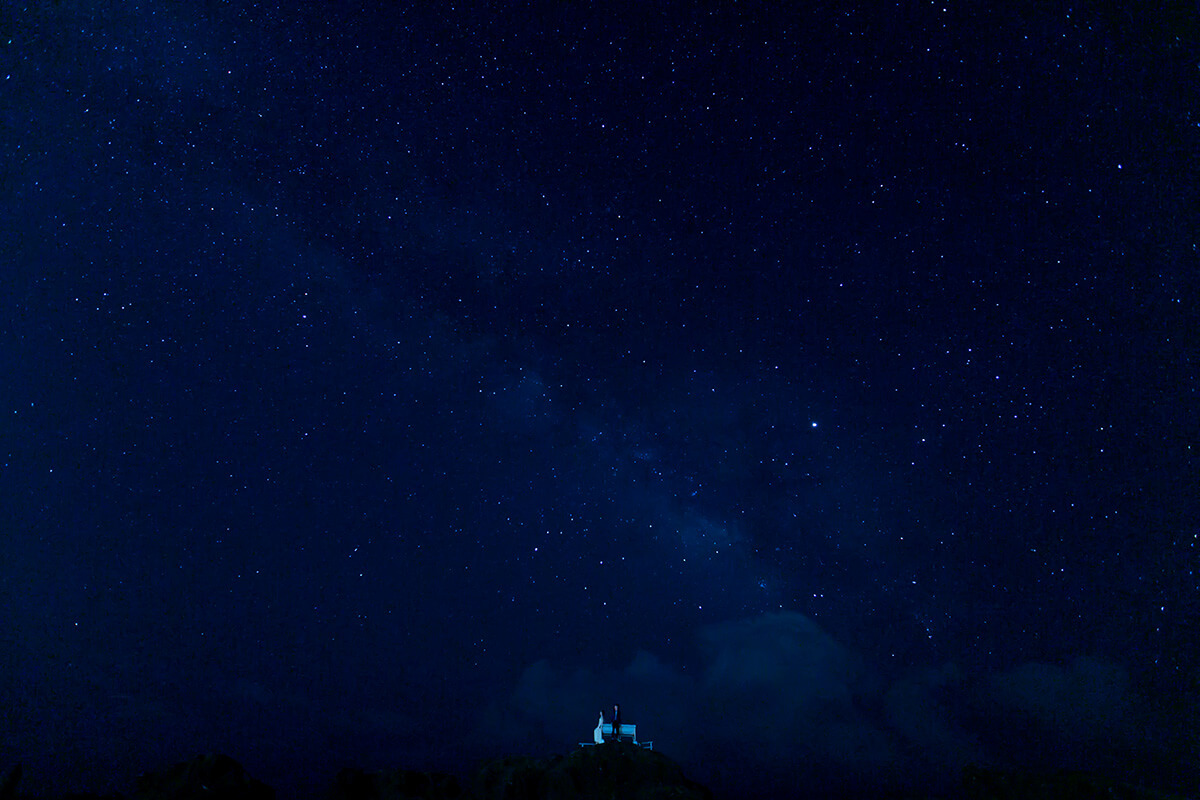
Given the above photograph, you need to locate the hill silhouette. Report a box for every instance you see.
[2,749,1194,800]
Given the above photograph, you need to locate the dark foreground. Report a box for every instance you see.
[1,747,1192,800]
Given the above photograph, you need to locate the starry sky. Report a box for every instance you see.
[1,3,1197,799]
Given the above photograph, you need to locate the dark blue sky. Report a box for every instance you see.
[1,3,1197,799]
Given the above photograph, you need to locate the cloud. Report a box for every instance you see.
[485,615,1179,796]
[695,614,883,760]
[884,663,984,774]
[984,656,1132,744]
[484,612,910,795]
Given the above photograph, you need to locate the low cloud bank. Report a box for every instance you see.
[481,612,1187,797]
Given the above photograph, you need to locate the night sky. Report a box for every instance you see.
[1,3,1197,799]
